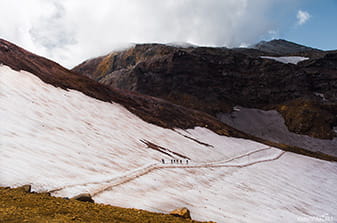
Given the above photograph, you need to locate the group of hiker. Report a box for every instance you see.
[161,159,189,164]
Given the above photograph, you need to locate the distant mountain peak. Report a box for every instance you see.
[252,39,322,55]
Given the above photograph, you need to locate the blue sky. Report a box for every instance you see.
[0,0,336,67]
[272,0,337,50]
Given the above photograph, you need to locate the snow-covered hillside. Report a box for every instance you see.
[1,65,336,223]
[260,56,309,64]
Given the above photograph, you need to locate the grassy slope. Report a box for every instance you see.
[0,187,210,223]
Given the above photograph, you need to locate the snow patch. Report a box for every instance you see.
[314,92,327,101]
[260,56,309,64]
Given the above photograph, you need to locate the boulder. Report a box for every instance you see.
[17,185,31,193]
[71,193,94,203]
[41,192,51,196]
[170,207,191,219]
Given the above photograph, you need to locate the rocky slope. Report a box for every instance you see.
[73,44,308,110]
[72,40,337,140]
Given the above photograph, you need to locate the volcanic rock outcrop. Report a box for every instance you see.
[72,40,337,139]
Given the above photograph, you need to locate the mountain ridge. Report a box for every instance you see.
[72,40,337,141]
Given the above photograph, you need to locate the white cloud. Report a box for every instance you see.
[0,0,298,68]
[297,10,311,25]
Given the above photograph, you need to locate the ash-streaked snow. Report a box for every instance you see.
[1,65,336,223]
[217,107,337,156]
[260,56,309,64]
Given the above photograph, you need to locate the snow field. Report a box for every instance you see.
[0,65,271,191]
[95,153,337,223]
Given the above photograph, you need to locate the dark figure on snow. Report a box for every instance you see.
[162,159,165,164]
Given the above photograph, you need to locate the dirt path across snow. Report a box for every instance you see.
[48,147,285,197]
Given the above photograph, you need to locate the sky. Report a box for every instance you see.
[0,0,336,68]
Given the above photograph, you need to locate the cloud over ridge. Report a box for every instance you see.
[0,0,298,67]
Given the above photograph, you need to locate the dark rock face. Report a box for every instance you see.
[302,52,337,102]
[73,44,309,112]
[72,42,337,139]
